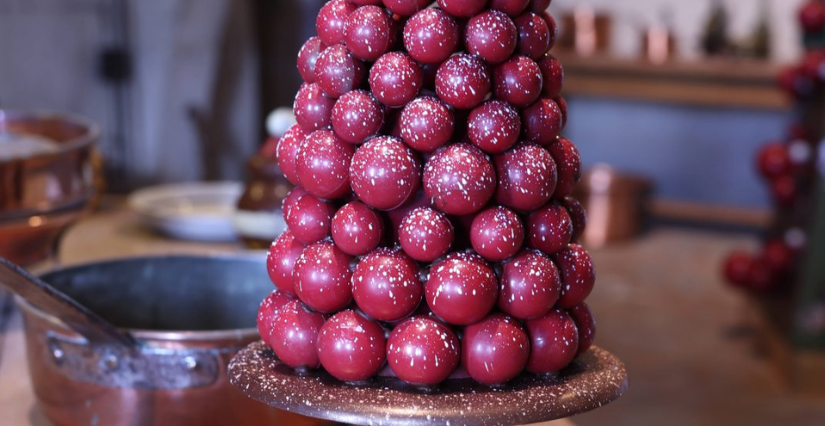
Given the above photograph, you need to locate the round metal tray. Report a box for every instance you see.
[229,341,628,425]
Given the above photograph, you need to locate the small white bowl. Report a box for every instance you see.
[128,182,243,242]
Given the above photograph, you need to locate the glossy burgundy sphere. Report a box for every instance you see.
[317,310,387,381]
[404,8,460,64]
[465,10,518,65]
[463,314,531,384]
[525,308,579,373]
[425,252,498,325]
[276,124,307,186]
[314,44,365,99]
[331,201,384,256]
[470,206,525,262]
[369,52,423,107]
[514,12,550,59]
[399,96,455,152]
[499,249,561,319]
[526,202,573,255]
[297,37,325,83]
[437,0,486,18]
[387,316,460,384]
[468,100,521,154]
[281,187,307,219]
[316,0,357,46]
[543,12,558,49]
[350,136,421,210]
[567,302,596,355]
[331,90,385,144]
[257,290,294,348]
[494,56,543,107]
[494,142,557,212]
[283,192,334,245]
[398,206,455,262]
[344,6,394,61]
[384,190,432,243]
[490,0,530,16]
[266,230,305,295]
[723,251,754,287]
[353,248,423,321]
[554,243,596,308]
[561,196,587,242]
[293,241,354,313]
[521,98,563,145]
[800,0,825,33]
[424,143,497,216]
[383,0,431,17]
[296,130,354,199]
[294,83,335,132]
[435,54,491,110]
[538,54,564,98]
[529,0,551,13]
[547,137,582,198]
[771,174,797,206]
[270,299,326,369]
[756,142,791,179]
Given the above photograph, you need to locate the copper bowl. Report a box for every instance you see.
[0,111,98,265]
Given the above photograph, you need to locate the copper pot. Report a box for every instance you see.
[0,111,98,266]
[15,255,324,426]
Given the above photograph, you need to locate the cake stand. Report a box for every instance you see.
[229,341,628,425]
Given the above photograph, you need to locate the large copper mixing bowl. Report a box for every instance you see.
[0,111,98,265]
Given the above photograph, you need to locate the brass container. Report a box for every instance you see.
[0,112,98,266]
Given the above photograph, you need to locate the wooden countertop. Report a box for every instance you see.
[556,50,790,110]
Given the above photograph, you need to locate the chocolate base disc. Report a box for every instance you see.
[229,341,628,425]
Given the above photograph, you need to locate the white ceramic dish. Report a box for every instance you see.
[128,182,243,242]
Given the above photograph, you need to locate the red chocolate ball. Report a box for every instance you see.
[567,302,596,355]
[369,52,423,107]
[331,201,384,256]
[499,249,561,319]
[561,196,587,242]
[525,308,579,373]
[756,142,791,179]
[257,290,294,348]
[315,44,366,99]
[800,0,825,33]
[762,240,794,273]
[316,0,357,46]
[276,124,307,186]
[538,54,564,98]
[317,310,387,381]
[470,206,525,262]
[425,252,498,325]
[331,90,385,144]
[399,96,455,152]
[723,251,754,287]
[437,0,487,18]
[423,143,497,216]
[490,0,530,17]
[529,0,551,13]
[383,0,432,17]
[297,36,325,83]
[350,136,421,210]
[468,100,521,154]
[296,129,355,199]
[294,83,335,132]
[385,190,433,243]
[398,206,455,262]
[522,98,563,145]
[344,6,395,61]
[515,12,550,59]
[771,174,797,205]
[526,203,573,255]
[353,248,423,321]
[494,142,557,212]
[547,137,581,198]
[387,316,461,384]
[293,242,354,313]
[270,299,326,369]
[284,192,335,245]
[554,243,595,308]
[282,187,306,218]
[494,56,543,107]
[555,95,568,127]
[463,314,531,384]
[435,54,491,110]
[465,10,518,65]
[543,12,558,49]
[266,230,305,295]
[404,8,460,64]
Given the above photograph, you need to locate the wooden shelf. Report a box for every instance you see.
[556,51,791,110]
